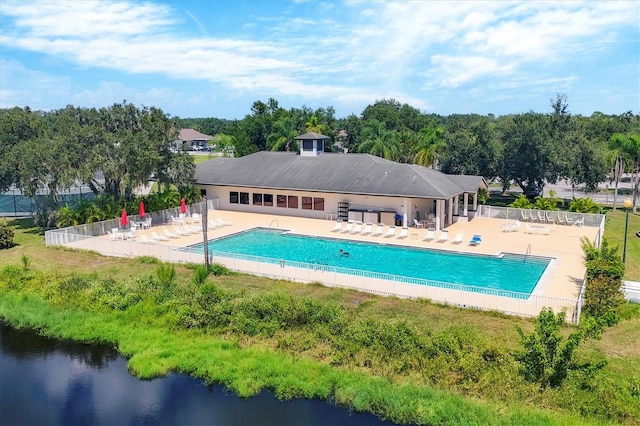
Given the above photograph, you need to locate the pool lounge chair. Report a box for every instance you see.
[163,228,180,239]
[361,223,372,235]
[423,229,434,241]
[436,230,449,243]
[137,235,156,244]
[452,232,464,244]
[469,235,482,246]
[340,222,353,233]
[151,231,169,241]
[371,224,384,237]
[350,223,362,234]
[383,226,396,238]
[330,221,343,232]
[216,217,231,226]
[396,227,409,239]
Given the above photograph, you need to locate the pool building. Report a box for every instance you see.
[194,132,488,230]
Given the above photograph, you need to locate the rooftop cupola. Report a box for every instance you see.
[295,132,329,157]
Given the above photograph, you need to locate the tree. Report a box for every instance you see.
[267,116,300,152]
[499,113,564,198]
[358,120,399,161]
[414,126,446,169]
[517,308,595,389]
[610,133,640,212]
[304,115,327,134]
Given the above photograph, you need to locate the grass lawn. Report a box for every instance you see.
[1,215,639,424]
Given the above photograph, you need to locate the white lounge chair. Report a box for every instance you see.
[184,225,200,234]
[383,226,396,238]
[452,233,464,244]
[151,231,169,241]
[174,226,190,236]
[350,223,362,234]
[330,221,343,232]
[423,229,435,241]
[371,224,384,237]
[163,228,180,239]
[217,217,231,226]
[340,223,353,233]
[396,227,409,239]
[137,235,156,244]
[109,227,120,241]
[437,230,449,243]
[361,223,372,235]
[524,224,535,234]
[191,213,201,223]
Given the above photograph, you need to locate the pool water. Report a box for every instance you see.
[189,228,551,295]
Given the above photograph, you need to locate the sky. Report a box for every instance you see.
[1,0,638,120]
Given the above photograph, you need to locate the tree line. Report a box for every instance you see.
[180,95,639,208]
[2,95,639,217]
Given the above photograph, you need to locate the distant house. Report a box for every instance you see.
[194,132,487,230]
[175,129,214,151]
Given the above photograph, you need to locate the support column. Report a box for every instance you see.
[473,191,478,211]
[453,195,459,216]
[463,193,469,217]
[436,199,445,231]
[447,197,453,226]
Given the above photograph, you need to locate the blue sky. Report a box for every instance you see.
[1,0,638,119]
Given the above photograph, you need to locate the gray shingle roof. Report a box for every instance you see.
[195,151,483,199]
[295,132,329,140]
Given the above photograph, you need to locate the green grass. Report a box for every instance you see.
[1,218,639,425]
[603,210,640,281]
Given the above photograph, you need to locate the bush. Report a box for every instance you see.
[0,220,15,249]
[155,263,176,287]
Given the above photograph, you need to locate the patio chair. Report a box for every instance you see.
[142,217,152,229]
[108,228,119,241]
[545,211,556,224]
[330,221,343,232]
[216,217,231,226]
[163,228,180,239]
[524,224,535,234]
[151,231,169,241]
[360,223,373,235]
[383,226,396,238]
[452,232,464,244]
[396,227,409,239]
[469,235,482,246]
[371,224,384,237]
[340,222,353,233]
[423,229,435,241]
[541,227,551,235]
[528,210,538,222]
[437,230,449,243]
[414,219,424,228]
[565,214,574,226]
[557,212,567,225]
[537,211,546,223]
[520,210,529,222]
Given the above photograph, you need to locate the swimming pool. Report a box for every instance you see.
[185,228,551,295]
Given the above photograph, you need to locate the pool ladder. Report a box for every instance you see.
[524,244,531,263]
[269,219,279,229]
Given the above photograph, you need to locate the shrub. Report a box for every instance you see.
[209,263,234,276]
[0,220,15,249]
[155,263,176,287]
[509,195,532,209]
[193,264,209,285]
[584,275,626,327]
[517,308,586,389]
[569,197,602,214]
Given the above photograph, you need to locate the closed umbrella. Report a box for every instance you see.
[120,210,128,228]
[180,198,187,214]
[139,201,145,218]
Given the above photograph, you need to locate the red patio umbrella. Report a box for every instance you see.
[180,197,187,214]
[120,210,128,228]
[139,201,145,218]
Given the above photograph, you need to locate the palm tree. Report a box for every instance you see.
[358,120,399,161]
[267,117,299,152]
[414,126,446,169]
[610,133,640,212]
[305,115,326,134]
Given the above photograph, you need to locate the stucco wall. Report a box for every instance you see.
[196,184,435,224]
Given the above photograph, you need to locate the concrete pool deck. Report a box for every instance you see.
[73,210,599,302]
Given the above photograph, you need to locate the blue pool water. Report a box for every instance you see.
[187,228,551,295]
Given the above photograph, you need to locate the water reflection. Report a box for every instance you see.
[0,323,396,425]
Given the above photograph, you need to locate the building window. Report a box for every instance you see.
[277,195,287,208]
[302,140,313,151]
[230,192,239,204]
[239,192,249,204]
[301,197,312,210]
[264,194,273,206]
[313,197,324,211]
[288,196,298,209]
[318,140,324,152]
[253,193,263,205]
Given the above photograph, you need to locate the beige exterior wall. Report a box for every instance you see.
[197,184,440,225]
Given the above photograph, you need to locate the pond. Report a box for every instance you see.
[0,322,396,425]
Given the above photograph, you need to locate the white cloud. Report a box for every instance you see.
[0,59,71,109]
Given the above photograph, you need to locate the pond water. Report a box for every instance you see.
[0,322,396,425]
